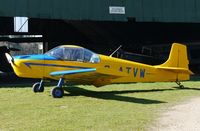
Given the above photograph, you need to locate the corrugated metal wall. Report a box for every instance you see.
[1,0,200,22]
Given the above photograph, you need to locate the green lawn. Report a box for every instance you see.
[0,81,200,131]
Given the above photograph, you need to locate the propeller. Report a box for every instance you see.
[0,46,20,72]
[5,53,14,64]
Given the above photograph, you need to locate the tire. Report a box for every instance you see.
[51,87,64,98]
[32,82,44,93]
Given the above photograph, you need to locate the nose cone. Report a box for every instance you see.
[11,54,47,78]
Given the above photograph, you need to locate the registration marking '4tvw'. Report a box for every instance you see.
[119,66,146,78]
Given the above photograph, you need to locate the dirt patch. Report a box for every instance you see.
[149,97,200,131]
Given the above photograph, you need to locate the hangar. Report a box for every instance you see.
[0,0,200,74]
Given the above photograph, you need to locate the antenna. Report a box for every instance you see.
[109,45,122,57]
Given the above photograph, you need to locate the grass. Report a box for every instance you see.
[0,81,200,131]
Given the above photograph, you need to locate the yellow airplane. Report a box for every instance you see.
[5,43,193,98]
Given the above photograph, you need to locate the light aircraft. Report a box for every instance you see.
[5,43,193,98]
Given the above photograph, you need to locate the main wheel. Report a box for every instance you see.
[32,82,44,93]
[51,87,64,98]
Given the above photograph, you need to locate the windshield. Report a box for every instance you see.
[45,46,100,63]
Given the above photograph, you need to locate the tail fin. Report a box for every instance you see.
[161,43,189,68]
[158,43,193,75]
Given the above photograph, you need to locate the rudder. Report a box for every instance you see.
[160,43,189,69]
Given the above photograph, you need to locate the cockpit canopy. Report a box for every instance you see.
[45,45,100,63]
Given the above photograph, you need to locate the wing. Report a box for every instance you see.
[49,68,123,87]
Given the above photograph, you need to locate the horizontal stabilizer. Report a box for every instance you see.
[156,66,194,74]
[50,68,96,76]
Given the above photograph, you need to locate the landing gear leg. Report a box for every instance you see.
[176,81,184,88]
[32,80,44,93]
[51,77,64,98]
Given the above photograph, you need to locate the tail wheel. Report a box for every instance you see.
[176,81,185,88]
[180,85,184,88]
[51,87,64,98]
[32,82,44,93]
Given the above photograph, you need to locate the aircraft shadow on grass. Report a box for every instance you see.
[172,86,200,91]
[62,86,174,104]
[63,86,200,104]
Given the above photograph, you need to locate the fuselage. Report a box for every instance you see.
[11,53,189,87]
[10,44,191,87]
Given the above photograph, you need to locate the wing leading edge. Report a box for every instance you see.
[50,68,96,76]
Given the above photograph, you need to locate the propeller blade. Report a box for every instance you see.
[5,53,14,64]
